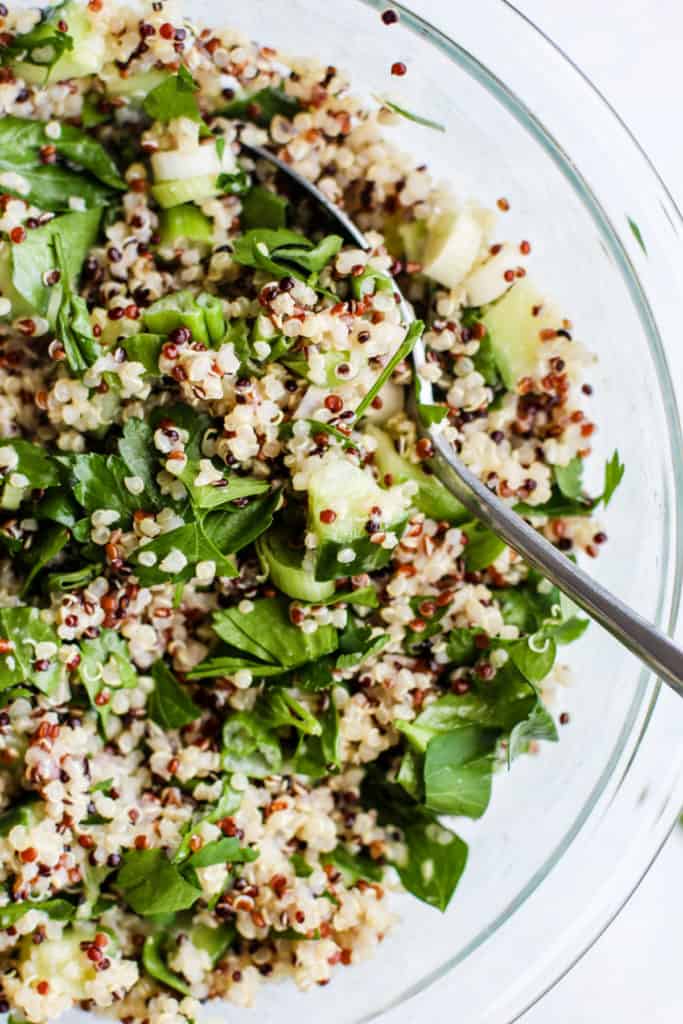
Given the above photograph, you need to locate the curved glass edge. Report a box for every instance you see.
[352,0,683,1020]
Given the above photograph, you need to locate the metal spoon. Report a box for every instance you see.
[243,141,683,696]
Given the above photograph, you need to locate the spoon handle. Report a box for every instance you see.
[243,140,683,696]
[425,422,683,695]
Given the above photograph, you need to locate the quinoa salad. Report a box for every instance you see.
[0,3,625,1023]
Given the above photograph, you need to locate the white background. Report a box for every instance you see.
[506,1,683,1020]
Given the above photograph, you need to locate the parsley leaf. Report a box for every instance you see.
[0,607,63,694]
[78,629,137,724]
[220,86,300,126]
[601,449,625,507]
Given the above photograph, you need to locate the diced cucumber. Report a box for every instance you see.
[465,241,527,307]
[422,208,484,290]
[282,349,351,387]
[104,68,168,99]
[159,204,213,246]
[151,175,220,210]
[12,4,105,84]
[481,279,561,389]
[152,144,222,184]
[367,424,468,523]
[143,290,209,344]
[197,293,225,345]
[307,454,408,580]
[1,481,29,511]
[398,219,427,263]
[256,528,335,603]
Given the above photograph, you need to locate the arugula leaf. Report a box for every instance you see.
[423,726,497,818]
[116,849,201,916]
[374,96,446,133]
[321,846,383,885]
[148,660,201,729]
[142,935,191,997]
[461,520,507,571]
[354,320,424,421]
[6,208,101,320]
[143,67,202,123]
[0,607,63,694]
[240,185,289,230]
[184,837,258,869]
[601,450,625,507]
[553,457,584,500]
[222,710,283,777]
[220,86,300,126]
[0,898,74,929]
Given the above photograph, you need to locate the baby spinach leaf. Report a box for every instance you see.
[53,232,100,373]
[220,86,300,126]
[0,795,40,836]
[20,523,69,595]
[0,898,75,929]
[222,710,283,777]
[184,837,258,869]
[293,693,340,776]
[7,208,101,319]
[240,185,289,230]
[423,726,497,818]
[321,846,383,885]
[0,7,74,75]
[143,66,201,123]
[258,687,322,738]
[212,596,338,669]
[142,935,191,997]
[446,626,488,666]
[148,660,201,729]
[397,823,468,912]
[461,520,507,571]
[0,116,124,190]
[508,633,557,684]
[116,849,201,916]
[508,700,558,763]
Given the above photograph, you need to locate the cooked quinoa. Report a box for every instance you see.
[0,3,623,1022]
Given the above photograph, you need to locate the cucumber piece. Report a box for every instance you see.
[481,279,561,389]
[398,219,427,263]
[151,175,220,210]
[367,424,468,523]
[143,290,209,344]
[422,209,484,290]
[465,241,527,307]
[12,3,105,84]
[1,481,29,511]
[282,349,350,387]
[197,293,225,345]
[307,454,408,580]
[256,528,335,603]
[152,145,222,184]
[159,204,213,246]
[104,68,168,99]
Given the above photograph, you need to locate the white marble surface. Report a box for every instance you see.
[489,2,683,1020]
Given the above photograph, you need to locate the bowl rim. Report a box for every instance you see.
[351,0,683,1018]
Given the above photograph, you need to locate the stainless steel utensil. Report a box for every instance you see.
[242,141,683,696]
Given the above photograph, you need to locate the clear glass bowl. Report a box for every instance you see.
[63,0,683,1018]
[186,1,683,1020]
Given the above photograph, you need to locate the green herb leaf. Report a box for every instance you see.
[116,849,201,916]
[601,449,625,507]
[508,699,558,763]
[142,935,191,997]
[222,710,283,777]
[148,660,201,729]
[118,418,162,508]
[184,837,258,868]
[78,629,137,724]
[19,523,69,595]
[397,823,468,912]
[143,66,201,123]
[0,607,63,694]
[354,320,424,421]
[375,96,446,133]
[0,898,75,929]
[220,86,300,126]
[321,846,383,885]
[461,520,507,571]
[423,726,497,818]
[211,596,338,669]
[240,185,289,230]
[553,457,584,500]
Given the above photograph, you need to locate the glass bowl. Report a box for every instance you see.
[183,1,683,1020]
[56,0,683,1018]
